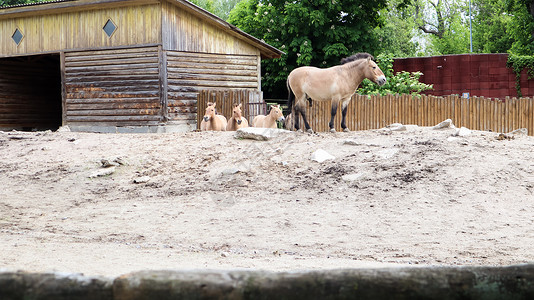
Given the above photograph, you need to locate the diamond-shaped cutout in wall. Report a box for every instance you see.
[12,28,24,45]
[103,19,117,37]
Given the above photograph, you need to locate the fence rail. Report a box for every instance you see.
[294,94,534,135]
[198,91,534,136]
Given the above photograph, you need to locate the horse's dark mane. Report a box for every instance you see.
[340,53,374,65]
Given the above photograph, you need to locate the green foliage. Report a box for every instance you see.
[228,0,389,98]
[189,0,242,20]
[189,0,216,14]
[471,0,514,53]
[504,0,534,55]
[358,54,433,95]
[506,54,534,97]
[0,0,39,6]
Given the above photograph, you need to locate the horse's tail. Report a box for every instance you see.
[287,78,295,113]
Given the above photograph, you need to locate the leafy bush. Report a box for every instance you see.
[358,54,433,96]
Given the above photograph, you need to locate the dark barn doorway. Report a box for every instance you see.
[0,54,62,131]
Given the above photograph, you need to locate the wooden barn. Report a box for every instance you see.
[0,0,282,132]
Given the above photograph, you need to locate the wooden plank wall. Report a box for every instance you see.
[0,55,62,130]
[166,51,260,125]
[292,94,534,135]
[0,2,161,57]
[162,1,259,56]
[197,89,264,129]
[64,46,162,127]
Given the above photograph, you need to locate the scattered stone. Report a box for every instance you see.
[496,133,514,141]
[341,173,365,182]
[113,157,125,165]
[100,157,125,167]
[56,126,71,132]
[343,139,360,146]
[377,148,399,159]
[222,168,240,175]
[100,159,119,168]
[8,135,27,140]
[311,149,335,163]
[234,127,292,141]
[453,127,471,137]
[89,166,116,178]
[433,119,455,130]
[509,128,528,136]
[386,123,407,131]
[133,176,151,184]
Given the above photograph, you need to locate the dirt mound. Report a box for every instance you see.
[1,126,533,277]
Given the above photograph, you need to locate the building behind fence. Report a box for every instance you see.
[199,90,534,136]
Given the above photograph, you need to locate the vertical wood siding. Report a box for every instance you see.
[166,51,260,125]
[0,3,161,56]
[64,46,162,126]
[0,55,62,130]
[291,94,534,135]
[161,1,259,56]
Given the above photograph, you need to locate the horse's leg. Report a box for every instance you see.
[292,105,301,131]
[297,104,312,133]
[340,98,351,132]
[329,101,339,133]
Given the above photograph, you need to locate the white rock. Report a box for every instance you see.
[386,123,406,131]
[509,128,528,136]
[433,119,455,130]
[133,176,151,184]
[343,139,360,146]
[222,168,240,175]
[453,127,471,137]
[234,127,292,141]
[377,148,399,159]
[89,166,116,178]
[311,149,335,163]
[342,173,365,182]
[56,126,71,132]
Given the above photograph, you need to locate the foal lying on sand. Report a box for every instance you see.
[200,102,227,131]
[226,103,249,131]
[252,105,285,128]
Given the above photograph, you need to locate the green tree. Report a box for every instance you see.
[0,0,39,6]
[470,0,514,53]
[373,0,420,57]
[189,0,241,20]
[413,0,471,54]
[228,0,390,98]
[505,0,534,55]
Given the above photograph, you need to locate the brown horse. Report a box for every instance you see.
[287,53,386,133]
[200,102,227,131]
[226,103,249,131]
[252,104,285,128]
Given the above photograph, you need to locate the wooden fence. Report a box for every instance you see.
[197,91,534,136]
[293,94,534,135]
[197,89,265,129]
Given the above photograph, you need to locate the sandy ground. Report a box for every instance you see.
[1,124,534,278]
